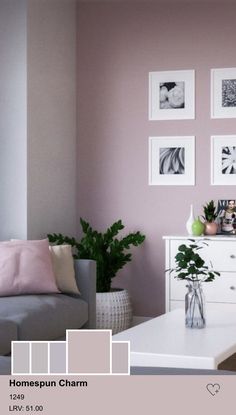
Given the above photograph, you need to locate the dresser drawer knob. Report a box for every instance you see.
[230,286,236,290]
[230,255,236,259]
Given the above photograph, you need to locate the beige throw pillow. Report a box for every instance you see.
[49,245,80,295]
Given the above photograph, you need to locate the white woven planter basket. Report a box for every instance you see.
[96,289,133,334]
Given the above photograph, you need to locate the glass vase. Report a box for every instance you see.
[185,281,206,328]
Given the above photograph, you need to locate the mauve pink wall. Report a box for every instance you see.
[77,1,236,316]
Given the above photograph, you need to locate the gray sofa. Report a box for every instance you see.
[0,259,96,374]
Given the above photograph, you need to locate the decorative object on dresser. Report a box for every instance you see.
[216,199,236,234]
[168,239,220,328]
[191,217,205,236]
[186,204,195,235]
[48,218,145,334]
[164,235,236,316]
[202,200,218,235]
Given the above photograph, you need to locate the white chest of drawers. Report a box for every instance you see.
[164,235,236,312]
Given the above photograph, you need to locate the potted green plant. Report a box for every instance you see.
[48,218,145,333]
[169,239,220,328]
[202,200,218,235]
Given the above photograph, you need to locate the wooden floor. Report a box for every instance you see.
[218,353,236,371]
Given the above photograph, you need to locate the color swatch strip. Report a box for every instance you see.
[12,330,130,375]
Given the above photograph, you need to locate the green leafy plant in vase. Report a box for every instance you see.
[48,218,145,292]
[202,200,218,235]
[169,239,220,328]
[47,218,145,333]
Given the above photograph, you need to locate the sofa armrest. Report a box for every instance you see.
[74,259,96,329]
[0,319,17,356]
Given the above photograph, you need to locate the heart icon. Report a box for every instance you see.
[206,383,220,396]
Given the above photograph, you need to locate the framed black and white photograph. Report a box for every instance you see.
[211,135,236,185]
[149,69,195,120]
[149,136,195,185]
[216,199,236,234]
[211,68,236,118]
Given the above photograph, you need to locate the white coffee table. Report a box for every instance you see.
[113,307,236,370]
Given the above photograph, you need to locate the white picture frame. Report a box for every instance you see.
[149,69,195,120]
[149,136,195,186]
[211,135,236,185]
[211,68,236,118]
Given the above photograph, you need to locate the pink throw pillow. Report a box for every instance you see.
[0,239,60,296]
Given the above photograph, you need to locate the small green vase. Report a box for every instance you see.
[192,217,205,236]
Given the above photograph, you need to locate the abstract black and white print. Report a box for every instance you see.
[222,79,236,107]
[159,147,185,174]
[159,82,185,109]
[222,146,236,174]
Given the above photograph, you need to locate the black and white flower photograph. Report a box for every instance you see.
[222,146,236,174]
[159,82,185,109]
[159,147,185,174]
[149,136,195,185]
[216,199,236,233]
[211,135,236,185]
[149,70,195,120]
[222,79,236,107]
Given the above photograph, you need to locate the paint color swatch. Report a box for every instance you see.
[112,342,130,374]
[67,330,111,374]
[49,342,67,374]
[12,342,30,374]
[31,343,48,374]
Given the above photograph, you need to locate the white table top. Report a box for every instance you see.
[113,307,236,369]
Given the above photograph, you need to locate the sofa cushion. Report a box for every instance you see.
[49,245,80,295]
[11,240,80,295]
[0,240,59,296]
[0,294,88,341]
[0,318,17,355]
